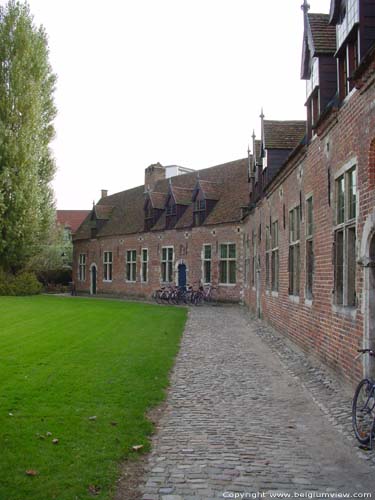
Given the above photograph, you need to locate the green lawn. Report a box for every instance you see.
[0,295,187,500]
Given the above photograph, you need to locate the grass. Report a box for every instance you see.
[0,295,187,500]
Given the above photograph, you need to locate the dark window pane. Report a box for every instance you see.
[337,176,345,224]
[335,230,344,304]
[229,261,236,283]
[220,261,227,283]
[347,226,356,306]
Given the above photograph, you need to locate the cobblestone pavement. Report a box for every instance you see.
[141,306,375,500]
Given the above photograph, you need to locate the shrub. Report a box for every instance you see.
[0,271,42,296]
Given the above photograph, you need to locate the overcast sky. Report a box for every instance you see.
[7,0,331,209]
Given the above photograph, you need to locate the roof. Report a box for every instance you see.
[148,191,166,210]
[170,185,193,205]
[74,158,249,240]
[308,13,336,55]
[94,205,114,220]
[196,180,222,200]
[264,120,306,150]
[56,210,91,233]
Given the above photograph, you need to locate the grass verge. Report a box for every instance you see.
[0,295,187,500]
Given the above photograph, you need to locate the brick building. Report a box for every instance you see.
[73,0,375,384]
[73,159,250,303]
[243,0,375,384]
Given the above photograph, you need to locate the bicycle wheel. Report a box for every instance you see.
[352,379,374,445]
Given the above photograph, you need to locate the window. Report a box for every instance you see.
[78,253,86,281]
[244,234,250,284]
[161,247,174,283]
[126,250,137,282]
[305,197,314,300]
[289,207,300,296]
[265,226,271,290]
[145,201,153,231]
[334,167,357,306]
[103,251,113,281]
[202,244,212,284]
[141,248,148,283]
[271,220,279,292]
[219,243,236,284]
[194,199,206,226]
[166,203,177,229]
[251,231,256,287]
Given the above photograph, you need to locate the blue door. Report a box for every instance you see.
[178,264,187,289]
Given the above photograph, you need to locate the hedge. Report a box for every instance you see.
[0,271,43,296]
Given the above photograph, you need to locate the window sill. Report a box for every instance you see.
[103,280,112,283]
[271,291,279,298]
[125,280,136,284]
[332,304,357,319]
[305,298,313,308]
[219,283,237,287]
[288,294,300,304]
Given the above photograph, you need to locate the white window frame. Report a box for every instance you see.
[288,205,300,297]
[78,253,86,281]
[141,248,148,283]
[305,196,314,302]
[271,220,279,293]
[103,251,113,282]
[202,244,212,284]
[161,246,174,283]
[334,160,357,308]
[219,242,236,285]
[126,249,137,283]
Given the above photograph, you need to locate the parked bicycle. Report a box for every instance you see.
[352,349,375,450]
[152,283,217,306]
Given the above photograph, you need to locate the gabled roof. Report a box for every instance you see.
[264,120,306,150]
[194,179,222,201]
[169,185,193,206]
[74,158,249,240]
[147,191,166,210]
[56,210,90,233]
[94,205,114,220]
[308,13,336,55]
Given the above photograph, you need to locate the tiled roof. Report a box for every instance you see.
[170,185,193,205]
[264,120,306,150]
[308,13,336,55]
[94,205,114,220]
[56,210,90,233]
[197,180,222,200]
[74,158,249,240]
[148,191,166,209]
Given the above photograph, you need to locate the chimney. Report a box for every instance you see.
[101,189,108,198]
[144,163,166,191]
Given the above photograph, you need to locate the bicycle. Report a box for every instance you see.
[352,349,375,450]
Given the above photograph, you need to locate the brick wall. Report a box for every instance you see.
[73,223,245,303]
[244,64,375,386]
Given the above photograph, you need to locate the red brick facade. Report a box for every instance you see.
[73,1,375,385]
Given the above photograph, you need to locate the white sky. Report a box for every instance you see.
[5,0,331,209]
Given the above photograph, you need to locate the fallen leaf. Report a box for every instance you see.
[88,484,101,496]
[132,445,144,452]
[38,435,46,440]
[46,432,52,436]
[52,438,59,444]
[89,416,97,421]
[25,470,38,476]
[8,412,13,417]
[110,421,118,426]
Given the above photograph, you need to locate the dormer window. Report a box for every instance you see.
[166,203,176,216]
[166,202,177,229]
[144,200,153,231]
[194,199,206,226]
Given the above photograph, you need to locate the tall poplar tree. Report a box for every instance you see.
[0,0,57,273]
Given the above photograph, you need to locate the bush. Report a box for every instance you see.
[0,271,42,296]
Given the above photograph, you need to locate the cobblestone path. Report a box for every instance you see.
[141,306,374,500]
